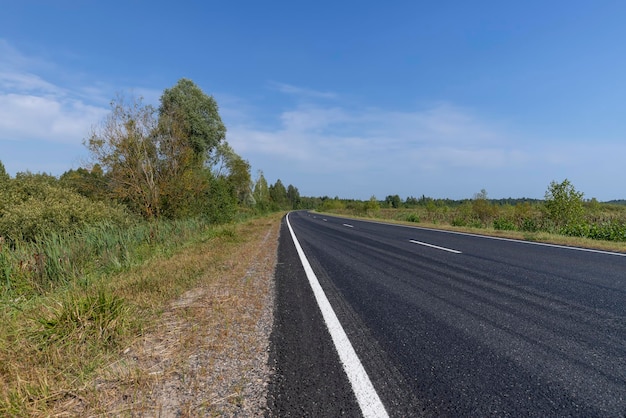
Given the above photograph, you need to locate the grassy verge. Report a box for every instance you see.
[0,213,283,416]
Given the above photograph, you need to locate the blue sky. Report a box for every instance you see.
[1,1,625,201]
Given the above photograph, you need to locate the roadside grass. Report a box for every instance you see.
[315,209,626,254]
[0,213,283,417]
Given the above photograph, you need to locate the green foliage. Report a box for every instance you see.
[59,165,107,200]
[158,78,226,160]
[406,213,420,223]
[269,179,289,210]
[562,220,626,241]
[365,195,380,212]
[385,194,401,208]
[0,160,9,183]
[210,141,253,204]
[86,95,162,218]
[253,171,271,212]
[0,173,132,243]
[204,176,238,224]
[320,197,346,211]
[544,179,584,231]
[493,217,516,230]
[86,80,248,223]
[287,184,301,209]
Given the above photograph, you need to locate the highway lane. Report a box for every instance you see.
[268,211,626,417]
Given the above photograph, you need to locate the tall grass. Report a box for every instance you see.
[0,212,265,416]
[0,217,214,297]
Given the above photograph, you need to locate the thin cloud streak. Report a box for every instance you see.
[228,102,526,170]
[269,81,338,100]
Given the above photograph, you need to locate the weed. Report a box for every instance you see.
[406,213,420,223]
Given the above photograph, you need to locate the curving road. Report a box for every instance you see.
[266,211,626,417]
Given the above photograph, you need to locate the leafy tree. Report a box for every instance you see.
[0,160,9,183]
[405,196,419,207]
[287,184,301,209]
[210,142,252,204]
[269,179,289,210]
[544,179,585,230]
[87,80,235,222]
[158,78,226,162]
[365,195,380,212]
[385,194,401,208]
[59,165,107,200]
[86,95,161,218]
[253,171,270,212]
[472,189,495,224]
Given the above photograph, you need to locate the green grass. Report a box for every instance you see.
[0,212,278,416]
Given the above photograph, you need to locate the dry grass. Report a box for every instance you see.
[0,213,282,417]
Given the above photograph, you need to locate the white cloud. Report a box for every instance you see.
[228,101,523,172]
[0,39,110,146]
[224,86,626,200]
[0,93,107,144]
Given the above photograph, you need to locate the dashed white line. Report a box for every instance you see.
[286,213,389,418]
[409,239,462,254]
[343,223,354,228]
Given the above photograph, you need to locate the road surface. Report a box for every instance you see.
[267,211,626,417]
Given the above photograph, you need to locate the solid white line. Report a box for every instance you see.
[409,239,462,254]
[286,213,389,418]
[343,223,354,228]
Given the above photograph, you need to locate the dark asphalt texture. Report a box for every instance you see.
[267,211,626,417]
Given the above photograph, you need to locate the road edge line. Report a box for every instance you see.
[286,213,389,418]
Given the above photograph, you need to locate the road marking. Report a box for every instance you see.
[286,213,389,418]
[326,214,626,257]
[343,223,354,228]
[409,239,462,254]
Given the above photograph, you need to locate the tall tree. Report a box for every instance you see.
[269,179,288,210]
[158,78,226,163]
[86,95,161,218]
[385,194,401,208]
[0,160,9,183]
[287,184,301,209]
[209,142,252,204]
[253,171,270,211]
[59,165,107,200]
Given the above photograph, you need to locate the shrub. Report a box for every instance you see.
[0,175,133,243]
[406,213,420,223]
[493,217,516,231]
[544,179,584,230]
[519,217,539,232]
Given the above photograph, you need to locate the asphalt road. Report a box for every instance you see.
[267,211,626,417]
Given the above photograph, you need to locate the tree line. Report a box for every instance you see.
[0,79,301,244]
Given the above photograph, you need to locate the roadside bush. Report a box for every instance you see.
[544,179,585,230]
[519,217,539,232]
[0,176,132,243]
[564,220,626,242]
[493,217,516,231]
[406,213,420,223]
